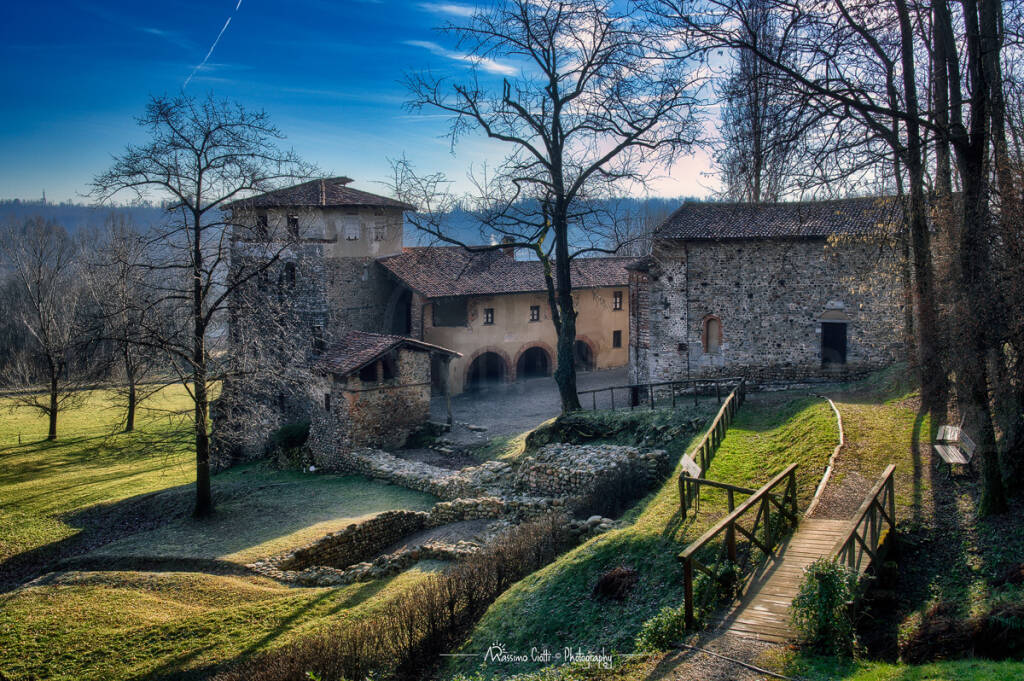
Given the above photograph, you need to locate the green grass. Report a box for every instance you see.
[446,395,836,679]
[0,386,442,681]
[765,649,1024,681]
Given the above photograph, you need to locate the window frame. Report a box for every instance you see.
[613,290,623,311]
[529,305,540,322]
[612,330,622,348]
[483,308,495,325]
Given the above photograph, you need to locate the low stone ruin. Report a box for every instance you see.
[252,442,671,587]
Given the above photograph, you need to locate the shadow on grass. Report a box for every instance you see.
[0,482,195,592]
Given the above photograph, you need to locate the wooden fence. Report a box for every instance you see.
[831,463,896,573]
[677,379,747,517]
[677,463,800,628]
[577,376,744,412]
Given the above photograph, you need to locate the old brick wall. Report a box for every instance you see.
[639,238,904,384]
[278,510,429,571]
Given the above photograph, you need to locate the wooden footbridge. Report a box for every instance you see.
[678,454,896,642]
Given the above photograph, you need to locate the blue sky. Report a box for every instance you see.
[0,0,714,203]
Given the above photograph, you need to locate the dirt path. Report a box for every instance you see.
[646,631,781,681]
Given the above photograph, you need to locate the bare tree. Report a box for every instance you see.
[400,0,702,412]
[0,217,85,440]
[713,0,820,202]
[91,94,314,518]
[82,215,166,432]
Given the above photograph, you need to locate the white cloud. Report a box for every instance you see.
[418,2,476,18]
[404,39,517,76]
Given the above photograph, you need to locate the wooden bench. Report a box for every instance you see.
[933,425,976,475]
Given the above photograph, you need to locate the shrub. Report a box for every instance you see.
[791,558,860,657]
[592,566,638,601]
[635,603,688,652]
[272,421,311,450]
[215,514,575,681]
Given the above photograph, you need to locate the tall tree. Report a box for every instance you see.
[714,0,817,201]
[401,0,702,412]
[92,94,313,518]
[0,217,84,440]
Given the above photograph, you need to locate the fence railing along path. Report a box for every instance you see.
[577,376,744,413]
[707,464,898,643]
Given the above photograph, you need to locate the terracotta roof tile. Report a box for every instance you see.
[320,330,459,378]
[227,177,415,211]
[655,197,903,241]
[378,248,631,298]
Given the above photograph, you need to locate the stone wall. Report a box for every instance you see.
[278,509,429,571]
[635,238,904,384]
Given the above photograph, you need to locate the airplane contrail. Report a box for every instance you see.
[184,0,244,88]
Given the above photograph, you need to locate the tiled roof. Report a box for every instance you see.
[655,197,903,241]
[320,331,459,378]
[227,177,415,211]
[378,247,632,299]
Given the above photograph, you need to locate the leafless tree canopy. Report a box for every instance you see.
[400,0,704,412]
[91,93,315,517]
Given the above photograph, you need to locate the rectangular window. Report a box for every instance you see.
[612,330,622,348]
[324,393,331,412]
[529,305,540,322]
[432,298,468,327]
[613,290,623,310]
[343,216,360,240]
[287,215,299,238]
[255,213,269,237]
[483,308,495,325]
[373,220,387,241]
[312,325,324,355]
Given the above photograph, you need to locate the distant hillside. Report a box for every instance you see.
[1,195,702,248]
[0,200,170,233]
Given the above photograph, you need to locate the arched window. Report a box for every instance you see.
[702,315,722,354]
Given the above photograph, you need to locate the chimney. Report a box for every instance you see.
[500,236,516,258]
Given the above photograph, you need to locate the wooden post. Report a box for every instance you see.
[726,519,737,562]
[672,383,676,408]
[684,559,695,629]
[727,489,735,512]
[650,384,655,409]
[763,497,772,552]
[592,391,596,411]
[716,381,721,403]
[679,474,688,519]
[610,389,615,411]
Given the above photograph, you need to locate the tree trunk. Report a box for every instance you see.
[552,210,581,414]
[47,362,58,441]
[192,209,214,519]
[124,349,136,433]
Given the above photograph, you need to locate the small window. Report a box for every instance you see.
[344,217,360,240]
[373,220,387,241]
[312,325,324,355]
[255,213,269,236]
[529,305,540,322]
[324,393,331,412]
[382,352,397,380]
[703,316,722,354]
[613,290,623,311]
[612,330,622,348]
[287,215,299,238]
[283,262,297,288]
[359,362,378,383]
[483,308,495,325]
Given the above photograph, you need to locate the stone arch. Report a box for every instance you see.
[573,335,597,372]
[514,342,554,380]
[701,314,723,354]
[464,347,512,391]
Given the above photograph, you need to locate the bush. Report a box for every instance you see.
[635,603,688,652]
[215,514,575,681]
[272,421,311,450]
[791,558,860,657]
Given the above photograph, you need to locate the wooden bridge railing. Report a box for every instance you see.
[577,376,744,412]
[830,463,896,574]
[677,463,799,628]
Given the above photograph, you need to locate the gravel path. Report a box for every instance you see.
[429,367,629,446]
[649,630,782,681]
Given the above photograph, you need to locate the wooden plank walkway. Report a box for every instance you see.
[713,517,849,643]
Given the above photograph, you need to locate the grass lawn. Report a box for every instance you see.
[446,394,836,679]
[0,385,441,681]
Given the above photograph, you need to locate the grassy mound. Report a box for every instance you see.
[446,395,836,679]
